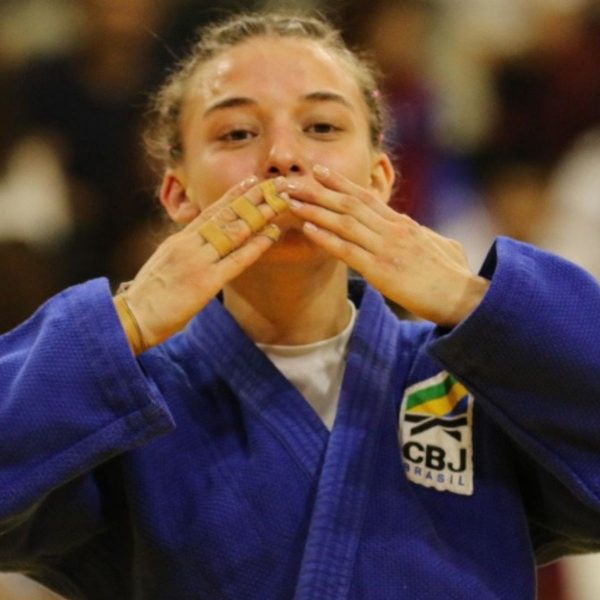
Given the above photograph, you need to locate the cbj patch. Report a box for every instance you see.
[399,371,474,495]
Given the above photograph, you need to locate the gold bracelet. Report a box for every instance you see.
[114,294,147,356]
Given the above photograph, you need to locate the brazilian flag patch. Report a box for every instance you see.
[399,371,474,495]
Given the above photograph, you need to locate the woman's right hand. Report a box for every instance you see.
[114,176,290,354]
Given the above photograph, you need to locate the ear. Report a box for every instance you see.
[159,169,201,224]
[369,152,396,204]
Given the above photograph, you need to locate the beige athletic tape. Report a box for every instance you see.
[198,221,234,258]
[261,180,289,214]
[230,195,268,232]
[259,223,281,242]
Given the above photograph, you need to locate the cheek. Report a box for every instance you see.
[317,143,373,187]
[186,151,259,209]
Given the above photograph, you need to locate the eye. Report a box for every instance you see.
[219,129,257,142]
[305,122,342,136]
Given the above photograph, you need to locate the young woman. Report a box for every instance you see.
[1,12,600,600]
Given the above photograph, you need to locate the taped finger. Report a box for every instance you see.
[257,223,281,242]
[261,180,289,214]
[198,221,234,258]
[230,195,268,232]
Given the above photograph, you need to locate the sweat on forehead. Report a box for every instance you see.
[182,36,359,111]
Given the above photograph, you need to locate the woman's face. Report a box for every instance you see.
[161,35,392,252]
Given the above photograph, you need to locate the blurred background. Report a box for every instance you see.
[0,0,599,598]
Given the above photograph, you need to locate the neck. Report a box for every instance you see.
[223,259,350,345]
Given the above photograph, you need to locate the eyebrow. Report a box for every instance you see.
[202,91,355,118]
[302,91,354,110]
[202,96,257,118]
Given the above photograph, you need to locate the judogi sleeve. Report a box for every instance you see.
[0,279,174,566]
[429,237,600,562]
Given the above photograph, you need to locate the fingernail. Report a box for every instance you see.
[242,176,259,188]
[313,164,329,177]
[274,176,287,187]
[289,199,302,210]
[304,222,319,232]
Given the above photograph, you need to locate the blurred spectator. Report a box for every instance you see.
[431,0,541,152]
[541,128,600,280]
[0,135,70,332]
[17,0,173,285]
[439,157,552,269]
[341,0,440,223]
[0,0,80,68]
[485,0,600,169]
[0,10,70,332]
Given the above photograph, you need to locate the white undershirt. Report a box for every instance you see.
[257,301,357,430]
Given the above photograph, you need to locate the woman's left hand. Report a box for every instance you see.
[287,165,489,327]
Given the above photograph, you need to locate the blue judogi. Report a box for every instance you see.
[1,237,600,599]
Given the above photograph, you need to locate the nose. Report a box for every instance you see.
[263,129,305,178]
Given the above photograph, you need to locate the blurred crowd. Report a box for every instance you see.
[1,0,600,598]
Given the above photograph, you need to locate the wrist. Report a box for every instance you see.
[113,293,148,356]
[442,274,489,327]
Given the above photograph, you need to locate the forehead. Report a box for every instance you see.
[183,36,364,114]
